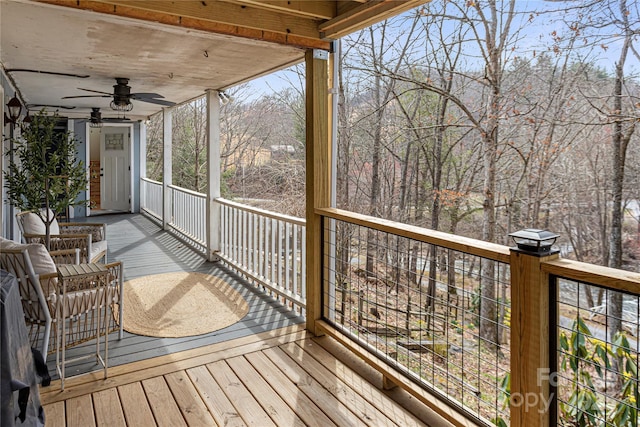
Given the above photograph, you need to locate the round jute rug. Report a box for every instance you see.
[122,272,249,338]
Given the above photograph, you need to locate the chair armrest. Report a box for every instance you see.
[59,222,106,242]
[105,261,123,285]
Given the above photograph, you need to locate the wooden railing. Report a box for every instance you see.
[216,197,306,315]
[313,207,640,427]
[542,259,640,427]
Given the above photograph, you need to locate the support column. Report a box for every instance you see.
[305,49,331,335]
[206,89,221,262]
[139,120,147,180]
[510,248,559,427]
[162,107,172,230]
[138,120,147,215]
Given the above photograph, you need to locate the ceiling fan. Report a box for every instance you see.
[89,107,131,127]
[63,77,175,111]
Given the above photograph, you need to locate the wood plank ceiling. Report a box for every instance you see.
[43,0,427,48]
[1,0,426,120]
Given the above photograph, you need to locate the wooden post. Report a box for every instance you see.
[510,248,559,427]
[162,107,172,231]
[206,89,221,262]
[305,48,331,335]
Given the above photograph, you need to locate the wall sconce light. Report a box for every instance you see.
[218,91,231,105]
[22,110,32,126]
[4,93,22,124]
[509,228,560,256]
[4,93,24,240]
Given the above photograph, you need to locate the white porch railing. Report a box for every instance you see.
[139,178,306,315]
[140,177,162,221]
[168,184,207,247]
[216,197,306,315]
[141,179,207,249]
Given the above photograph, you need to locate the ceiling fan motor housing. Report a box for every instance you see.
[113,78,132,106]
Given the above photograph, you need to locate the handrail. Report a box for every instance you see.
[168,184,206,199]
[317,207,511,263]
[217,197,306,226]
[542,258,640,294]
[141,177,162,186]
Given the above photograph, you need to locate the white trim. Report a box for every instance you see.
[86,122,135,216]
[206,90,221,261]
[162,108,173,230]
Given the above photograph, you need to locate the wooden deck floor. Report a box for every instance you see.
[41,324,456,426]
[39,213,456,426]
[47,213,304,378]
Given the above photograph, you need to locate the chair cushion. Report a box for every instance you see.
[0,237,58,302]
[0,237,57,276]
[91,240,108,262]
[21,209,60,235]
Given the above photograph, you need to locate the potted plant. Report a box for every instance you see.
[4,111,88,247]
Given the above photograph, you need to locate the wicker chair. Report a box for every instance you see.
[16,209,108,264]
[0,237,123,362]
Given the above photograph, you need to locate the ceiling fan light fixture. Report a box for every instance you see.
[110,99,133,112]
[90,107,103,127]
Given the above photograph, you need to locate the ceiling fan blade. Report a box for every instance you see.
[28,104,77,110]
[102,117,131,122]
[135,97,176,107]
[131,92,165,99]
[77,88,113,95]
[6,69,90,79]
[62,95,111,99]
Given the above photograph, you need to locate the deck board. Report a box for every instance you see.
[38,213,459,426]
[186,365,246,427]
[296,339,426,427]
[142,376,187,427]
[226,355,305,426]
[262,346,367,426]
[165,370,217,426]
[117,382,157,426]
[244,351,337,426]
[209,359,278,426]
[65,394,96,427]
[43,401,65,427]
[93,388,126,427]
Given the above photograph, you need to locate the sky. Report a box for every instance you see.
[246,1,639,99]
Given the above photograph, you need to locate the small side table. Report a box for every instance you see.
[56,263,110,390]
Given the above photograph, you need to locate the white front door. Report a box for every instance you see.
[100,126,130,212]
